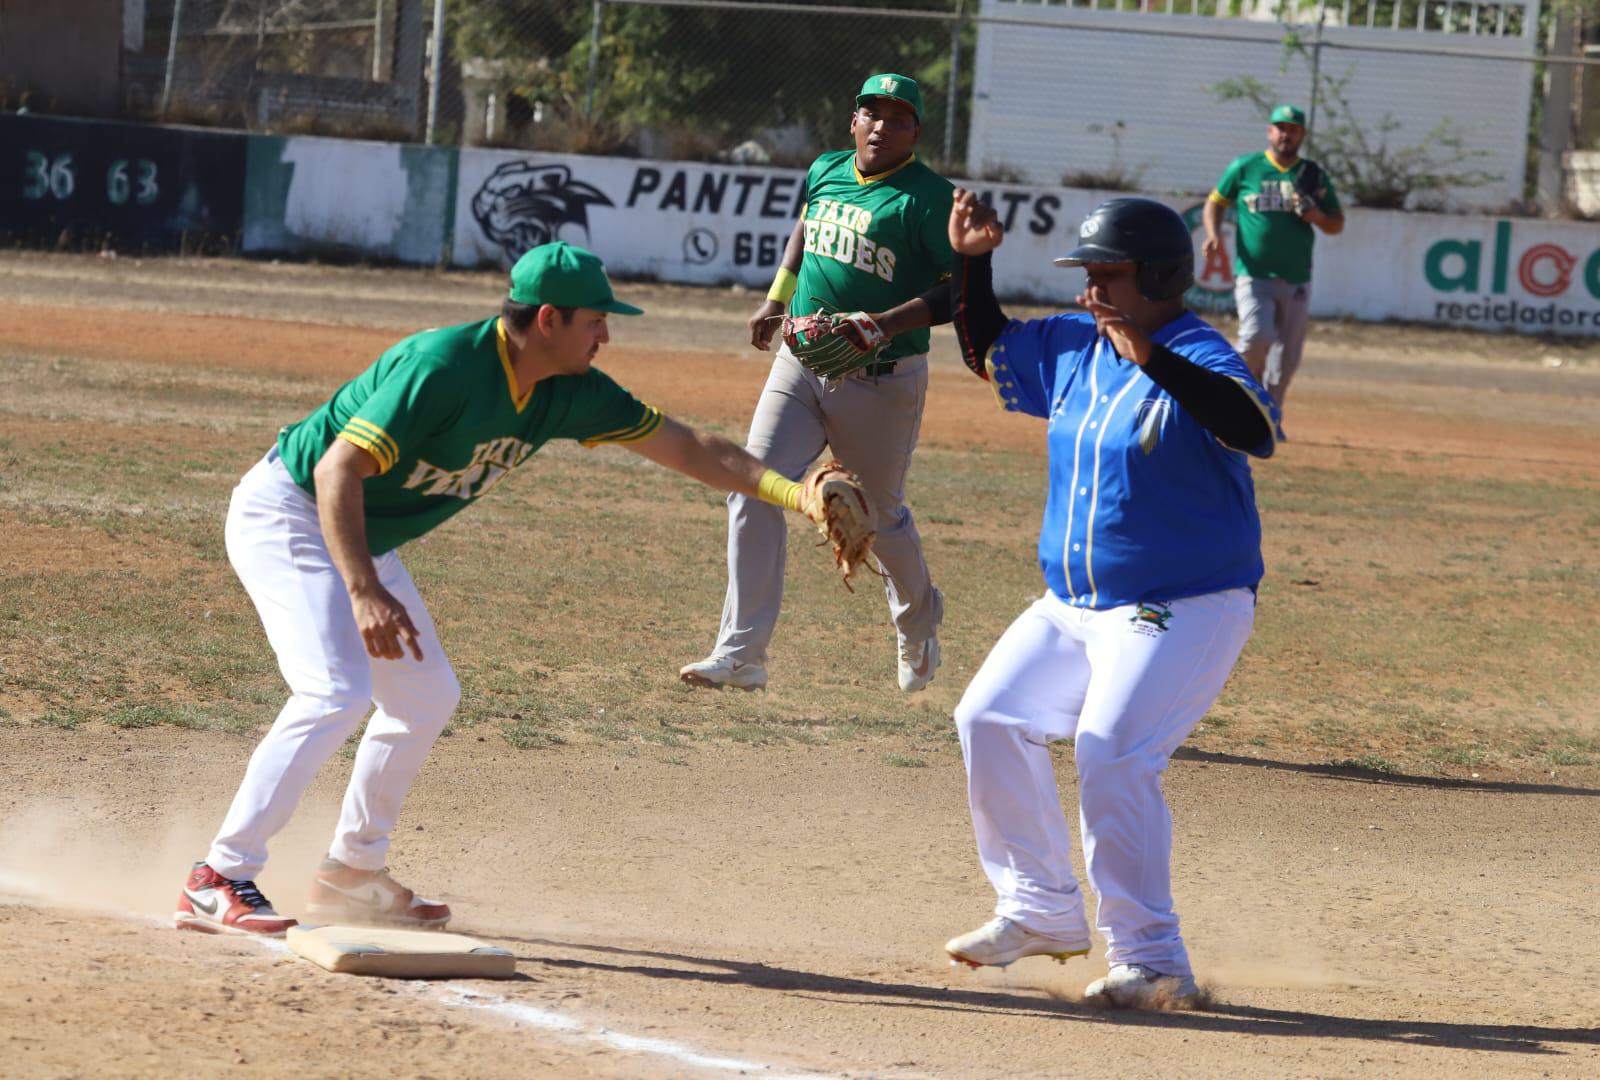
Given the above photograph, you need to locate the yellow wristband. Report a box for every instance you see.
[766,267,798,305]
[756,468,803,512]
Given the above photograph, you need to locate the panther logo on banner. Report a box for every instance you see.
[471,162,614,263]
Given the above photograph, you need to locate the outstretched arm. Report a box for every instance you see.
[623,415,777,501]
[624,417,877,587]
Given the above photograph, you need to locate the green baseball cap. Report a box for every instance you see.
[855,73,923,122]
[1270,104,1307,127]
[507,241,642,315]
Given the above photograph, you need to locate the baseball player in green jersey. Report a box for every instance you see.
[681,72,955,693]
[1203,104,1344,421]
[175,242,864,938]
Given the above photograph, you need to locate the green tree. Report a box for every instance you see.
[447,0,966,162]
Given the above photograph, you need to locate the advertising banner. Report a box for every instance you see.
[450,147,1123,306]
[450,147,1600,335]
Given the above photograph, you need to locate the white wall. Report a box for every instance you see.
[967,0,1535,211]
[449,146,1600,335]
[239,135,1600,336]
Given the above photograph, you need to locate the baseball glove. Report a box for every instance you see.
[1292,160,1325,215]
[782,311,886,380]
[799,460,877,590]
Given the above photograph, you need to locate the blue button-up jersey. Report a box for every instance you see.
[987,311,1279,610]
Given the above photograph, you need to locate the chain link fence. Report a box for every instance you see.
[34,0,1600,209]
[122,1,969,167]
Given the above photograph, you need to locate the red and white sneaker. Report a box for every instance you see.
[174,862,297,937]
[305,858,451,929]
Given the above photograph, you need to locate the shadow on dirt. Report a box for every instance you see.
[491,936,1598,1055]
[1172,747,1600,797]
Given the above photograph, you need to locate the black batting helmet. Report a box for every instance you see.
[1054,197,1195,302]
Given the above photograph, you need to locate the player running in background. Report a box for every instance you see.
[679,73,954,694]
[1203,104,1343,424]
[176,242,866,938]
[867,192,1279,1010]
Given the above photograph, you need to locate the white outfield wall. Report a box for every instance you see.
[449,146,1600,336]
[967,0,1537,212]
[240,137,1600,336]
[243,135,454,263]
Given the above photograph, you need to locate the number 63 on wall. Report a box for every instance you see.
[23,152,159,206]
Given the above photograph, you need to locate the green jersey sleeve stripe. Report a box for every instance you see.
[579,405,664,447]
[344,417,400,463]
[336,430,397,473]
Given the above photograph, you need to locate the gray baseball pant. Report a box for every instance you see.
[713,345,942,664]
[1235,275,1311,407]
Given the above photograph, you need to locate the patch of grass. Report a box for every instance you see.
[1335,754,1401,774]
[101,700,263,734]
[658,755,689,766]
[35,707,88,729]
[641,729,687,748]
[1425,744,1484,768]
[882,753,927,768]
[585,719,637,743]
[106,703,164,729]
[709,723,784,746]
[502,719,567,750]
[5,321,1600,780]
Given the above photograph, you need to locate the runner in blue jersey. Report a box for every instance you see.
[866,193,1280,1010]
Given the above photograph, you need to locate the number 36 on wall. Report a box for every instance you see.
[23,152,159,205]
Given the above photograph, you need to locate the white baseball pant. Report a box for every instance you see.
[206,448,459,881]
[953,587,1255,977]
[712,345,942,663]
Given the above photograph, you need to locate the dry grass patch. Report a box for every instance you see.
[3,312,1598,781]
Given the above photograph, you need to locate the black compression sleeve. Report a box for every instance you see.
[1141,344,1273,453]
[919,278,955,326]
[952,252,1007,380]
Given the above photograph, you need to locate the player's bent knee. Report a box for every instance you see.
[412,670,462,729]
[953,701,1032,745]
[1073,735,1163,781]
[435,671,463,720]
[872,504,913,536]
[291,683,375,723]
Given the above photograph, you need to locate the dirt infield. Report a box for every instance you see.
[2,251,1598,1077]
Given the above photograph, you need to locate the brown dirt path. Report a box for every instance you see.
[2,726,1598,1078]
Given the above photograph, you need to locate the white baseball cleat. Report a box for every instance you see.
[897,633,940,692]
[1082,963,1202,1011]
[945,916,1091,968]
[679,655,767,691]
